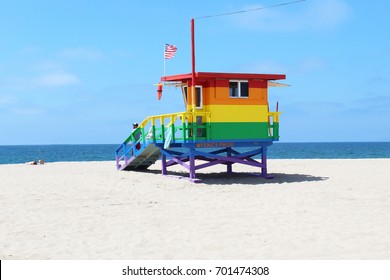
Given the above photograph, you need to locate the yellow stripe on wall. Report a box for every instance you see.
[204,105,269,123]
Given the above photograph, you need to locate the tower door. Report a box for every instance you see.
[182,85,204,138]
[194,86,203,137]
[194,86,203,110]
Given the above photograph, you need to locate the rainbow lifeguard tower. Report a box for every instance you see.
[115,20,286,182]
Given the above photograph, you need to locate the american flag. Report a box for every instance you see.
[164,44,177,59]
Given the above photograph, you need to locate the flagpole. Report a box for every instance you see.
[191,18,196,112]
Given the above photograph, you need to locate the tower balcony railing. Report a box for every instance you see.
[115,111,211,167]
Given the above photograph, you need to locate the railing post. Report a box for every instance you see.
[152,125,156,142]
[142,126,146,146]
[161,116,165,142]
[273,121,279,140]
[192,113,196,141]
[171,115,175,142]
[206,113,211,140]
[182,113,187,141]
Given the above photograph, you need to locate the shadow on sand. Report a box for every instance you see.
[195,172,328,185]
[137,169,328,186]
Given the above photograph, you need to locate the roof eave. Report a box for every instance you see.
[161,72,285,82]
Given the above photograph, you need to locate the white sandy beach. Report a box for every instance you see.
[0,159,390,260]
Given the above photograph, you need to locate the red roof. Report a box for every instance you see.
[161,72,285,82]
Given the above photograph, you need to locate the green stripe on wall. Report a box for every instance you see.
[208,122,271,140]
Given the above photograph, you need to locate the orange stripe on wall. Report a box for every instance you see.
[202,86,268,105]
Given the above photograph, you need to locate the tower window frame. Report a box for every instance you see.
[182,85,203,109]
[229,80,249,98]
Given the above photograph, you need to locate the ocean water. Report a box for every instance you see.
[0,144,118,165]
[0,142,389,165]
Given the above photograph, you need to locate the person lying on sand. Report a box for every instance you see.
[26,160,45,165]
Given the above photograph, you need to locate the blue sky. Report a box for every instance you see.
[1,0,389,145]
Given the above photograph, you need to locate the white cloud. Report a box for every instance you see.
[11,107,45,115]
[305,0,350,28]
[239,57,326,75]
[58,47,103,61]
[0,77,31,91]
[366,76,390,86]
[231,0,351,31]
[298,56,327,72]
[1,73,80,90]
[1,70,80,90]
[32,60,65,72]
[239,61,288,73]
[34,72,80,87]
[0,94,16,105]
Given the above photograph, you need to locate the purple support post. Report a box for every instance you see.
[123,144,127,166]
[161,154,167,175]
[261,146,273,179]
[261,146,267,177]
[115,157,120,170]
[226,147,233,173]
[189,149,196,180]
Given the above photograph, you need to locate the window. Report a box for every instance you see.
[229,80,249,98]
[182,86,202,109]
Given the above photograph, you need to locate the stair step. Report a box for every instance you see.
[121,143,161,171]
